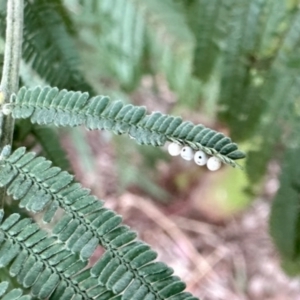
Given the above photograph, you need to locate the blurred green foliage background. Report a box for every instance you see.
[61,0,300,273]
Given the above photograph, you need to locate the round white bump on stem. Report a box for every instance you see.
[207,157,222,171]
[168,142,182,156]
[194,150,208,166]
[2,103,13,115]
[180,146,194,161]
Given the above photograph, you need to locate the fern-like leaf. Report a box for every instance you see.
[0,210,121,299]
[75,0,200,102]
[258,0,292,56]
[22,0,93,93]
[10,86,245,167]
[246,74,298,186]
[185,0,231,81]
[270,146,300,267]
[74,0,146,91]
[246,9,300,185]
[0,147,199,299]
[218,0,268,141]
[137,0,200,102]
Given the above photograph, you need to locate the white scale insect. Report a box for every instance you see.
[167,142,181,156]
[167,142,222,171]
[194,150,208,166]
[180,146,194,161]
[206,156,222,171]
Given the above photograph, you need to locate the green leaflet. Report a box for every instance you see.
[0,147,197,299]
[11,86,246,168]
[0,282,9,297]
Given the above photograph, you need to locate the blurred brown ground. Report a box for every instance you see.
[62,132,300,300]
[61,77,300,300]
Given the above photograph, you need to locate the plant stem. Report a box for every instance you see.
[0,0,24,205]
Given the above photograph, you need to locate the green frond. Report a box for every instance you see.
[137,0,199,102]
[218,0,300,142]
[0,210,121,299]
[74,0,146,91]
[186,0,231,81]
[269,146,300,264]
[218,0,268,141]
[245,7,300,184]
[267,78,300,273]
[258,0,294,56]
[10,86,246,167]
[246,73,298,186]
[47,0,76,36]
[272,9,300,72]
[0,148,199,299]
[73,0,200,103]
[22,0,93,92]
[0,281,31,300]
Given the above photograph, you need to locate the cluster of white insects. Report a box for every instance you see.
[167,142,222,171]
[0,100,223,171]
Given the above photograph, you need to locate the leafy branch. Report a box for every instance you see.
[0,146,197,299]
[9,86,246,168]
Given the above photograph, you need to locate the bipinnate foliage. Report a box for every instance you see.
[78,0,146,91]
[21,0,93,93]
[0,0,92,169]
[245,5,300,187]
[9,86,245,168]
[74,0,201,103]
[269,146,300,274]
[217,0,269,141]
[0,146,198,300]
[0,0,94,94]
[184,0,230,82]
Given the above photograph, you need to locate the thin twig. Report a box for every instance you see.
[0,0,24,205]
[1,0,24,93]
